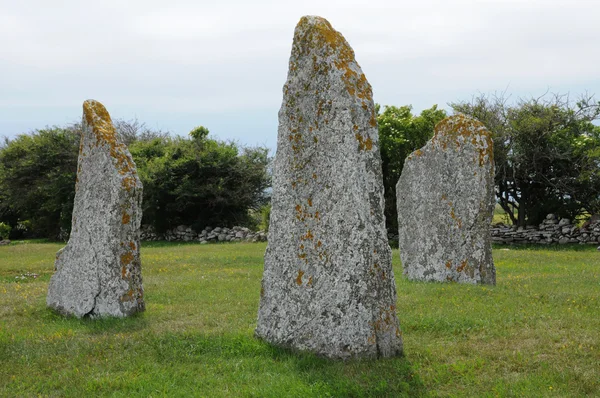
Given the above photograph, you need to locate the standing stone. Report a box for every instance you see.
[47,100,145,317]
[397,115,496,284]
[256,16,402,359]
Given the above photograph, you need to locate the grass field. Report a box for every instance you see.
[1,241,599,397]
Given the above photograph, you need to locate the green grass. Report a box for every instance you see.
[493,204,514,225]
[1,241,599,397]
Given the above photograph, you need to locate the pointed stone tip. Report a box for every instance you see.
[83,99,112,128]
[435,114,489,138]
[295,15,340,44]
[433,114,494,164]
[297,15,333,29]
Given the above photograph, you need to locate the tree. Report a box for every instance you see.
[451,92,600,226]
[0,121,271,239]
[377,104,447,231]
[129,133,271,232]
[0,127,79,238]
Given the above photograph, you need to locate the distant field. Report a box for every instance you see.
[1,241,599,397]
[493,204,514,225]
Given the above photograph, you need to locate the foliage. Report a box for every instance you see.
[0,222,10,240]
[260,203,271,232]
[451,93,600,226]
[377,104,447,231]
[1,242,599,396]
[129,133,270,232]
[0,122,271,238]
[0,127,79,238]
[189,125,210,141]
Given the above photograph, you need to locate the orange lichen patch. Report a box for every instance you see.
[353,125,359,131]
[367,333,376,344]
[296,16,373,101]
[296,270,305,286]
[301,230,314,241]
[121,289,135,302]
[120,252,134,265]
[369,113,377,128]
[432,114,494,166]
[298,253,307,259]
[121,265,128,279]
[317,240,322,247]
[314,211,320,220]
[415,149,423,157]
[307,197,313,207]
[457,260,468,273]
[83,100,137,176]
[129,241,136,251]
[445,261,452,269]
[355,133,373,151]
[307,276,313,287]
[121,176,137,192]
[122,211,131,225]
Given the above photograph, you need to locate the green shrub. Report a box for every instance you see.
[0,222,11,240]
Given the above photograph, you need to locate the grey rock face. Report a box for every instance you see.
[256,16,402,359]
[47,100,145,317]
[397,115,496,284]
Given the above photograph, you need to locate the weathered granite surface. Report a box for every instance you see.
[256,16,402,359]
[47,100,145,317]
[397,115,496,284]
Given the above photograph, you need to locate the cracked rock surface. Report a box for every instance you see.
[47,100,145,318]
[256,16,403,359]
[397,115,496,284]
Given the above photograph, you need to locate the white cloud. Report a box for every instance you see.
[1,0,599,149]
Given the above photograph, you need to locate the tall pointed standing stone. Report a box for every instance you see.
[47,100,145,317]
[397,114,496,284]
[256,16,402,359]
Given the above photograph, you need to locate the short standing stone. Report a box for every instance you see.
[397,115,496,284]
[47,100,145,317]
[256,16,402,359]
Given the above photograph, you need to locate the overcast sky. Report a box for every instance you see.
[1,0,599,152]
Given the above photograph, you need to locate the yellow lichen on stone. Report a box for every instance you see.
[122,211,131,225]
[296,270,305,286]
[295,16,373,101]
[83,100,137,177]
[432,114,494,166]
[120,252,134,265]
[355,133,373,151]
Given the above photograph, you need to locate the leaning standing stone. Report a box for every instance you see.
[256,16,402,359]
[397,115,496,284]
[47,100,145,317]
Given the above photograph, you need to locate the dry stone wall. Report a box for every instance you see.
[492,214,600,245]
[140,225,267,243]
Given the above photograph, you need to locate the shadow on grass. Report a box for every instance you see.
[42,307,150,334]
[148,332,426,397]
